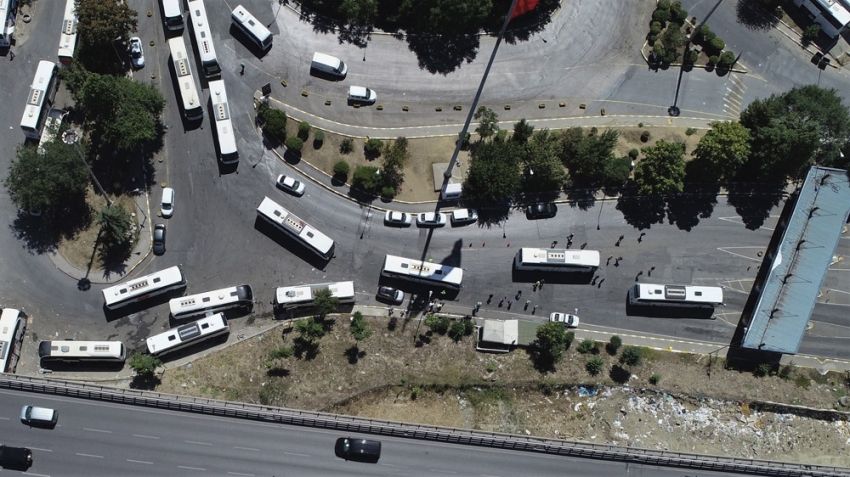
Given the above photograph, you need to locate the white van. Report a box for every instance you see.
[451,208,478,225]
[20,405,58,428]
[161,0,184,31]
[311,53,347,78]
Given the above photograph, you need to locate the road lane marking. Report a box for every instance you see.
[481,474,502,477]
[76,453,103,458]
[178,466,206,471]
[185,440,213,446]
[133,434,160,439]
[127,459,153,465]
[234,446,259,451]
[380,463,409,468]
[83,427,112,433]
[283,451,311,457]
[429,470,457,474]
[24,473,50,477]
[227,472,255,476]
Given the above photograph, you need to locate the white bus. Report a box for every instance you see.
[188,0,221,79]
[231,4,272,51]
[146,313,229,357]
[0,0,17,48]
[37,109,67,155]
[169,284,254,320]
[514,248,600,273]
[38,340,126,363]
[209,79,238,164]
[381,255,463,291]
[167,37,203,121]
[57,0,78,66]
[274,281,355,310]
[102,266,187,310]
[161,0,184,31]
[628,283,724,308]
[256,197,335,260]
[0,308,26,374]
[20,60,59,140]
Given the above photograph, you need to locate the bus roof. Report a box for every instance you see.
[257,197,334,255]
[275,281,355,305]
[633,283,723,304]
[21,61,57,130]
[102,266,185,307]
[518,248,600,267]
[58,0,78,63]
[383,255,463,286]
[209,80,237,156]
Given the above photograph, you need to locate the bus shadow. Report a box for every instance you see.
[625,302,717,319]
[37,360,125,373]
[511,269,594,285]
[155,333,230,364]
[273,303,354,321]
[253,217,332,270]
[102,287,186,323]
[168,306,253,327]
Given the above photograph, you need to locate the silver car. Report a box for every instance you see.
[549,312,580,328]
[384,210,412,227]
[416,212,447,227]
[129,37,145,69]
[276,174,306,197]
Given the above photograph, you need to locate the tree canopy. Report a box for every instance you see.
[534,322,569,368]
[312,288,340,319]
[693,121,750,181]
[462,140,522,204]
[522,129,567,192]
[80,73,165,152]
[560,128,621,187]
[739,85,850,180]
[473,106,500,140]
[75,0,138,48]
[634,140,686,196]
[4,141,90,214]
[96,203,133,249]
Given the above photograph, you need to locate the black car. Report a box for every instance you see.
[334,437,381,463]
[153,223,166,255]
[526,202,557,220]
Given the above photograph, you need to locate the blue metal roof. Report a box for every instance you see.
[743,167,850,353]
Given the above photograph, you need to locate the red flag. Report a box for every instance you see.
[510,0,540,20]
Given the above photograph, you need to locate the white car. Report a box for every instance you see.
[384,210,412,227]
[276,174,306,197]
[549,312,580,328]
[129,37,145,69]
[348,86,377,104]
[160,187,175,218]
[416,212,447,227]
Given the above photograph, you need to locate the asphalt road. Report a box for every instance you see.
[0,0,848,371]
[0,388,751,477]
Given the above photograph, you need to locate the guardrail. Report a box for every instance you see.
[1,374,847,476]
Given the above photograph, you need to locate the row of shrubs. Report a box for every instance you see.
[648,0,736,69]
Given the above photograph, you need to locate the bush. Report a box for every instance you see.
[649,373,662,385]
[129,353,161,377]
[708,55,719,65]
[719,50,736,67]
[754,362,773,377]
[411,386,420,399]
[686,49,698,64]
[285,136,304,151]
[803,24,820,41]
[350,311,372,341]
[340,138,354,154]
[565,331,575,348]
[333,160,350,177]
[352,165,381,190]
[652,9,670,23]
[606,335,623,355]
[586,356,605,376]
[628,149,639,160]
[364,138,383,155]
[657,0,671,9]
[314,130,324,142]
[381,186,396,199]
[298,120,311,135]
[448,320,468,342]
[650,22,662,35]
[620,346,644,366]
[640,131,651,142]
[709,37,725,53]
[269,346,294,359]
[577,338,597,354]
[685,127,698,137]
[261,107,287,140]
[424,314,451,334]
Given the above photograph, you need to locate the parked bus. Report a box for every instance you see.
[146,313,229,357]
[514,248,600,273]
[38,340,126,363]
[231,4,272,51]
[381,255,463,290]
[274,281,355,310]
[0,308,26,374]
[57,0,78,66]
[20,60,59,140]
[187,0,220,79]
[167,37,203,121]
[0,0,17,48]
[209,79,238,163]
[256,197,335,260]
[628,283,724,308]
[169,284,253,320]
[161,0,184,31]
[102,266,187,310]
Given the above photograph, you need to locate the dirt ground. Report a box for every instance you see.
[155,314,850,467]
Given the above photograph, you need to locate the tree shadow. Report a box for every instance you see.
[344,345,367,364]
[616,191,667,230]
[338,23,371,48]
[266,367,290,377]
[293,337,320,360]
[9,194,93,255]
[406,33,480,75]
[525,348,557,374]
[665,161,721,231]
[609,365,632,384]
[726,182,786,230]
[564,187,598,211]
[129,374,161,390]
[735,0,781,31]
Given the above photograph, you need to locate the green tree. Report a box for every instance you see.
[424,314,451,334]
[693,121,750,181]
[333,160,350,177]
[604,157,632,187]
[4,142,90,214]
[558,127,586,165]
[339,0,379,24]
[259,103,287,141]
[586,356,605,376]
[312,288,339,319]
[522,129,567,192]
[352,165,382,190]
[620,346,644,366]
[535,322,569,366]
[80,74,165,151]
[660,24,686,62]
[96,203,133,249]
[381,137,410,190]
[565,129,620,186]
[740,85,850,178]
[75,0,138,48]
[128,353,161,377]
[364,138,383,156]
[285,137,304,152]
[350,311,372,341]
[634,140,686,196]
[473,106,500,140]
[462,141,522,203]
[296,317,325,343]
[512,118,535,143]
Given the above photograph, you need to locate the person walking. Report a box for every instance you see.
[539,279,545,289]
[507,300,514,310]
[9,50,15,61]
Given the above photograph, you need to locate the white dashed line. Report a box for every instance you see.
[178,466,206,471]
[83,428,112,433]
[76,453,103,459]
[127,459,153,465]
[133,434,160,439]
[184,440,213,446]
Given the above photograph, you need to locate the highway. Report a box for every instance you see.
[0,388,747,477]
